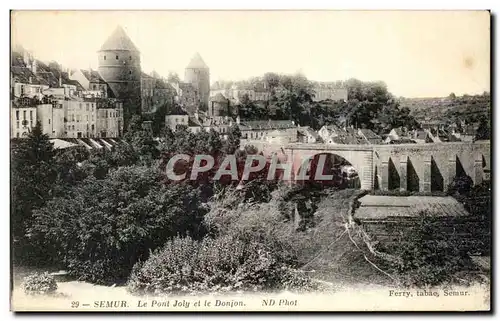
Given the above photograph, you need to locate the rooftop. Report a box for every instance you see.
[186,52,208,69]
[99,26,139,52]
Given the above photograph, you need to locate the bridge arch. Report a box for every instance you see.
[294,152,361,188]
[286,146,374,190]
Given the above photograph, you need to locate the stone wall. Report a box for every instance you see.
[284,141,490,191]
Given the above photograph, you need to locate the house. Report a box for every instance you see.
[239,119,297,142]
[357,129,383,144]
[411,129,433,144]
[297,127,321,143]
[318,124,343,142]
[460,125,476,142]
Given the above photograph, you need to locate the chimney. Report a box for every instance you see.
[236,115,240,125]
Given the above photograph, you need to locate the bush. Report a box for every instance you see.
[447,175,473,195]
[377,211,477,287]
[21,272,58,295]
[127,235,317,295]
[30,166,208,285]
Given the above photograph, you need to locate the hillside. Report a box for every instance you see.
[399,93,490,125]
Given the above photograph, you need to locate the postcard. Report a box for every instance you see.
[10,10,491,312]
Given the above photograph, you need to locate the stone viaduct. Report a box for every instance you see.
[282,141,491,191]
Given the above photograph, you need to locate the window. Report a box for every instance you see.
[129,71,132,75]
[29,111,33,119]
[23,110,26,120]
[86,103,89,111]
[129,56,132,60]
[86,115,89,121]
[48,119,51,124]
[16,121,19,129]
[16,132,19,138]
[15,111,19,120]
[104,55,106,60]
[116,55,119,60]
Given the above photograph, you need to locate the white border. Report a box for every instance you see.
[2,1,498,320]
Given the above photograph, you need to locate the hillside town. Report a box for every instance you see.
[11,25,488,150]
[11,16,491,312]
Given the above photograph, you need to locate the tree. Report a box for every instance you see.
[11,122,59,264]
[274,73,314,123]
[475,115,490,140]
[30,166,208,284]
[167,72,180,84]
[224,124,242,154]
[449,92,456,99]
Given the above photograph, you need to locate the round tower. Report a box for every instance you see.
[184,52,210,111]
[98,26,141,128]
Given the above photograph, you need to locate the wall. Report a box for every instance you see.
[11,106,37,138]
[284,141,491,191]
[98,49,141,125]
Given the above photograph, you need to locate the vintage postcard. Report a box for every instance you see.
[10,10,491,312]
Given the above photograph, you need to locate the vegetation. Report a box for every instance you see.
[128,235,316,295]
[221,74,420,134]
[21,272,58,295]
[400,92,490,129]
[377,211,478,287]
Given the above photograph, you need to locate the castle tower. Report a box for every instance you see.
[98,26,141,128]
[184,52,210,111]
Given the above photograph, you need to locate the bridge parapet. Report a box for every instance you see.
[284,141,490,191]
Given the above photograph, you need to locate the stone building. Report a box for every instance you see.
[11,100,37,138]
[141,72,176,113]
[184,52,210,110]
[208,93,230,117]
[97,26,142,127]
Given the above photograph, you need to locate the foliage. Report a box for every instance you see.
[127,235,318,295]
[224,124,242,154]
[452,180,491,255]
[378,211,477,287]
[204,186,299,265]
[30,166,208,284]
[475,115,491,140]
[11,122,60,265]
[447,175,473,195]
[167,72,180,84]
[21,272,58,295]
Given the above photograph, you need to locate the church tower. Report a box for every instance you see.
[184,53,210,111]
[98,26,141,128]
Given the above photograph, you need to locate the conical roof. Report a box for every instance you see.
[99,26,139,52]
[186,52,208,69]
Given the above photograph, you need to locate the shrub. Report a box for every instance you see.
[377,211,477,287]
[21,272,58,295]
[447,175,473,195]
[30,166,208,285]
[127,235,318,295]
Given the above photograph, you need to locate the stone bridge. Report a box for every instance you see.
[283,141,491,191]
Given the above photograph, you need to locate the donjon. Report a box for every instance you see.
[98,26,141,128]
[184,52,210,111]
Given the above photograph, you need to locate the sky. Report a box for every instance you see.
[11,10,490,98]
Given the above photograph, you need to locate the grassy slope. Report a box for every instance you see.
[399,95,490,124]
[293,189,395,288]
